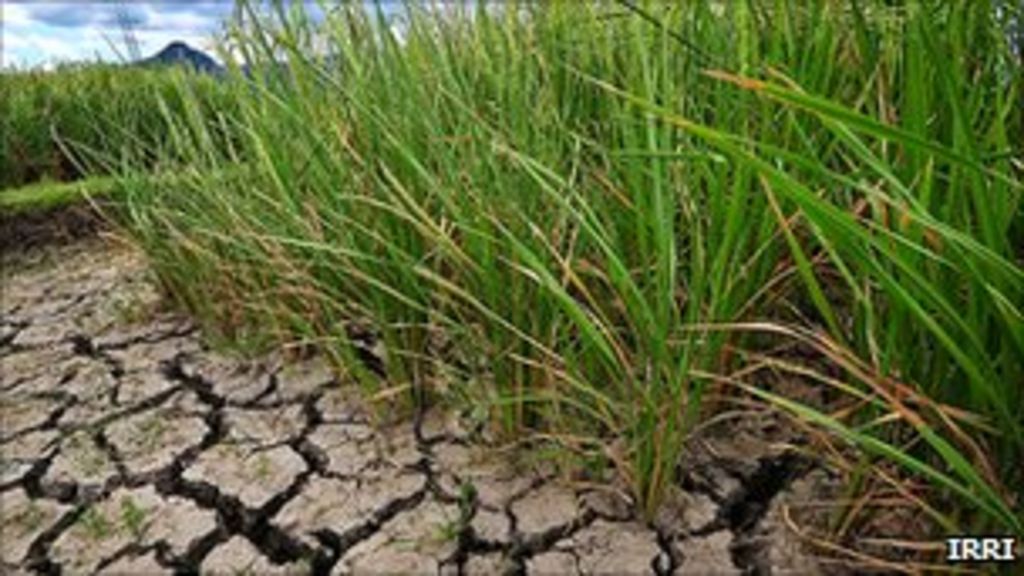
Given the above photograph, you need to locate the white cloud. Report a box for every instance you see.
[3,1,230,68]
[4,4,34,27]
[2,1,405,69]
[139,9,219,34]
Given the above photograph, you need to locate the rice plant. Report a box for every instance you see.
[108,0,1022,542]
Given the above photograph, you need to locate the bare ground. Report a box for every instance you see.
[1,224,832,575]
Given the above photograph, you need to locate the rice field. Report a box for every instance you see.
[7,0,1023,562]
[0,63,234,190]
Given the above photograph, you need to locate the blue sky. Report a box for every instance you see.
[3,1,241,69]
[1,1,418,69]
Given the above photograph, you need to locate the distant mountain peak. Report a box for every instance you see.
[141,41,222,74]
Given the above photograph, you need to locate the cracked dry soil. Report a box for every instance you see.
[2,234,828,575]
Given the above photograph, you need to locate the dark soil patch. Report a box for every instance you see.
[0,204,107,255]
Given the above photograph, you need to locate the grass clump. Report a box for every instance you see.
[77,506,113,541]
[109,0,1022,541]
[119,496,149,540]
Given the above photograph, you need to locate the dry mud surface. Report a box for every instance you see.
[2,235,828,575]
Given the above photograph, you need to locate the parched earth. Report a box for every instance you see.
[1,232,831,575]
